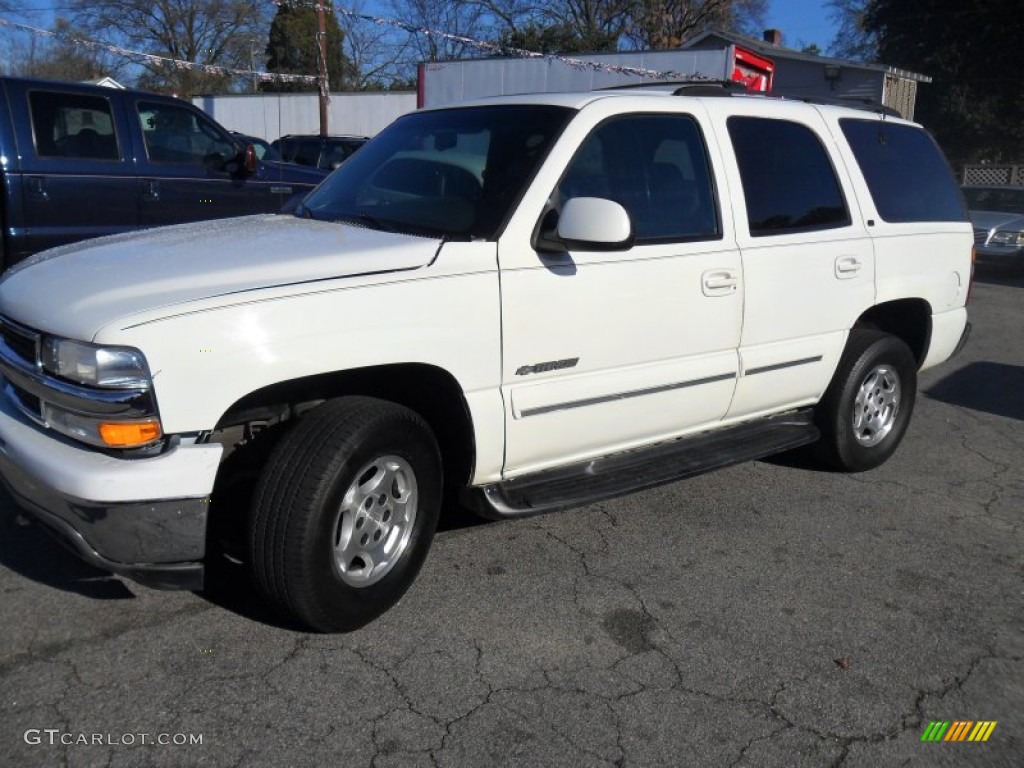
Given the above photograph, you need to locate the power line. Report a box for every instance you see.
[0,17,317,83]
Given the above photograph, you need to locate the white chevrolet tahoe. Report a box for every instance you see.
[0,86,972,631]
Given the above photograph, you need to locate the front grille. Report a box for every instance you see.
[0,317,40,366]
[8,380,42,420]
[973,228,990,246]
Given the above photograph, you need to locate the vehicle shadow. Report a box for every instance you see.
[197,494,491,631]
[0,489,136,599]
[973,266,1024,287]
[924,361,1024,422]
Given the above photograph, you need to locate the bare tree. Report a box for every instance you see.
[338,0,415,88]
[68,0,268,97]
[544,0,633,47]
[826,0,878,61]
[388,0,487,63]
[627,0,766,49]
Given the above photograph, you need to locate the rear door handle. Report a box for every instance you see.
[835,256,862,279]
[702,269,739,297]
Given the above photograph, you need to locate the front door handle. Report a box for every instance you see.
[26,176,49,201]
[142,179,160,202]
[702,269,739,296]
[835,256,862,279]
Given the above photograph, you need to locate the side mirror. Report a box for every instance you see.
[242,144,257,175]
[537,197,633,253]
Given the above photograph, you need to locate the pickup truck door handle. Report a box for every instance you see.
[702,269,739,297]
[835,256,862,279]
[142,179,160,202]
[26,176,49,201]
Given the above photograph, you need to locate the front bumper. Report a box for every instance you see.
[0,390,222,590]
[974,244,1024,269]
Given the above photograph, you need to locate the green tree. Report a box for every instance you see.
[264,1,353,92]
[864,0,1024,165]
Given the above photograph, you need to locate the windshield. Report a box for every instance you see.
[299,105,574,239]
[963,186,1024,214]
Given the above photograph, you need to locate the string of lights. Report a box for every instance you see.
[0,17,318,83]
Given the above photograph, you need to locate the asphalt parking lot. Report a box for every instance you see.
[1,271,1021,768]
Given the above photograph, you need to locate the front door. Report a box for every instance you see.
[134,99,253,227]
[498,109,743,477]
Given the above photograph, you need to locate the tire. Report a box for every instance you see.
[248,397,441,632]
[812,331,917,472]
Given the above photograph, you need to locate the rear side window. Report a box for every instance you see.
[840,120,967,223]
[279,139,322,167]
[29,91,120,160]
[728,117,850,236]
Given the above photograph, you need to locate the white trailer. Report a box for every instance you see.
[417,45,775,108]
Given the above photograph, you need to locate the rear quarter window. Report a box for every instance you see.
[840,119,966,223]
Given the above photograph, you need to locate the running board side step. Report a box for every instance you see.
[464,410,819,519]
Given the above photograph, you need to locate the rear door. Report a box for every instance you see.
[12,83,138,254]
[704,101,875,420]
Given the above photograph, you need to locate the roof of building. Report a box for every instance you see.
[682,28,932,83]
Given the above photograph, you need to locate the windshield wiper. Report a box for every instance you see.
[334,212,397,233]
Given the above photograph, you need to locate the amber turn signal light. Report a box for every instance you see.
[98,420,163,447]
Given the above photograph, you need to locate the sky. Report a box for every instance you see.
[763,0,840,52]
[8,1,841,57]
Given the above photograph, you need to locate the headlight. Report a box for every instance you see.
[41,337,151,389]
[989,230,1024,247]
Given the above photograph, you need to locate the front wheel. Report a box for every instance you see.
[248,397,441,631]
[812,331,917,472]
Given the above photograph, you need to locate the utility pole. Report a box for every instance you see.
[317,0,329,136]
[250,39,259,93]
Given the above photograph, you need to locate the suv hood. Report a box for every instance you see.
[0,215,441,340]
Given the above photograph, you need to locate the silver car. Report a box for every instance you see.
[963,185,1024,271]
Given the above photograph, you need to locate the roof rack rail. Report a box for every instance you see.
[776,92,901,117]
[598,80,743,97]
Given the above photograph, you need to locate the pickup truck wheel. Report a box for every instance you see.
[248,397,441,632]
[813,331,917,472]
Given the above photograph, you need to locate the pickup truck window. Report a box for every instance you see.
[556,114,719,243]
[28,91,120,161]
[728,117,850,236]
[138,102,236,169]
[300,105,573,240]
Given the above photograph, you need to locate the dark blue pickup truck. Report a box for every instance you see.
[0,76,327,270]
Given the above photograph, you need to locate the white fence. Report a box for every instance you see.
[962,165,1024,186]
[193,91,417,141]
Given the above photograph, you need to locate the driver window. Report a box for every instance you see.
[556,114,720,243]
[138,102,235,167]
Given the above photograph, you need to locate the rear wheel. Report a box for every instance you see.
[248,397,441,631]
[812,331,917,472]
